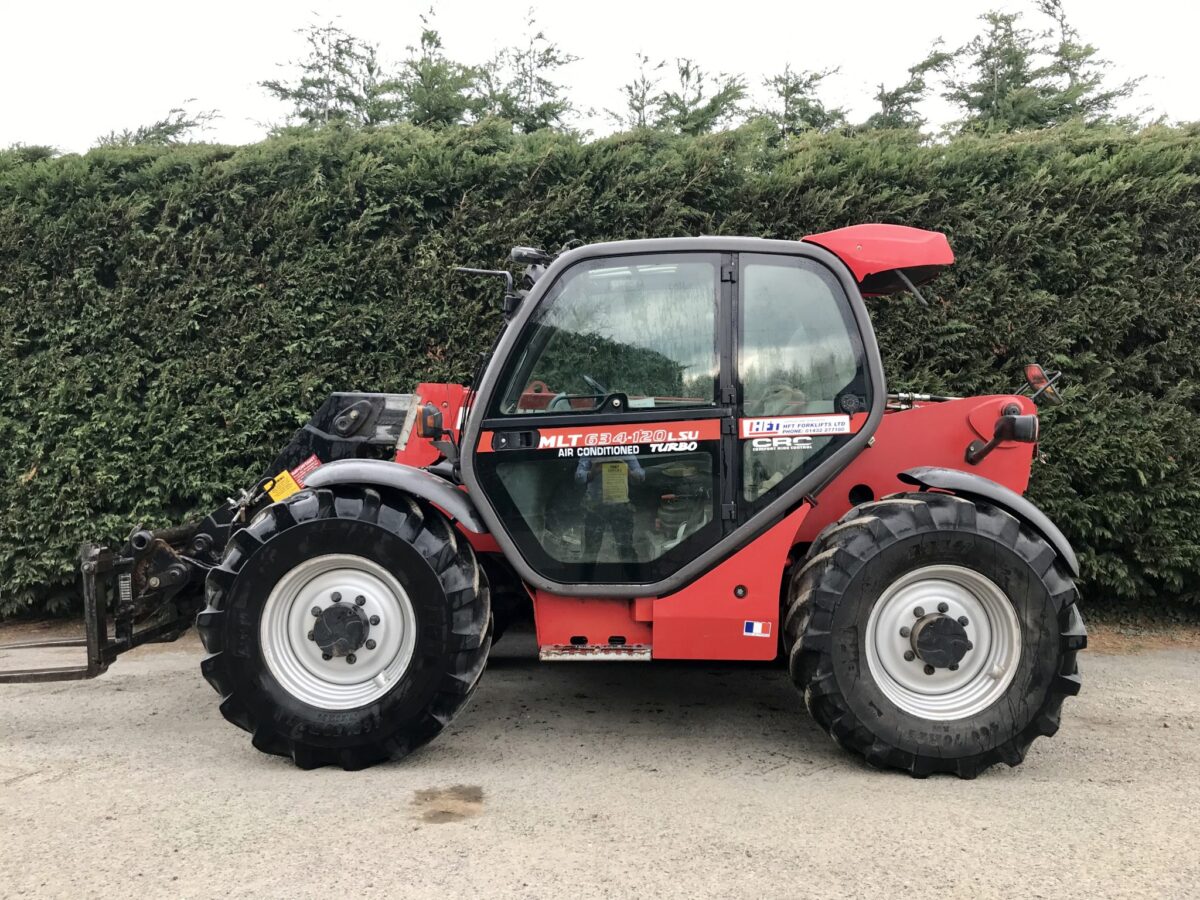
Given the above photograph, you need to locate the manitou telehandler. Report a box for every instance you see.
[0,225,1085,777]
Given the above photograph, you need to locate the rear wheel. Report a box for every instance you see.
[197,485,490,770]
[785,492,1086,778]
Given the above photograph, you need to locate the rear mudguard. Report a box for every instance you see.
[899,466,1080,577]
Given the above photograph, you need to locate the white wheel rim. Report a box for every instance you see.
[260,553,417,710]
[864,564,1022,721]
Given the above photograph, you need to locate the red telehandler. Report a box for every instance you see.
[0,225,1085,777]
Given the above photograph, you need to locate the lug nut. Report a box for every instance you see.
[903,650,916,662]
[355,595,366,607]
[346,654,357,665]
[949,663,959,671]
[937,602,949,613]
[331,592,342,603]
[311,606,321,617]
[307,630,315,641]
[899,626,911,638]
[923,664,935,676]
[322,652,332,661]
[958,616,969,627]
[365,639,376,650]
[369,615,380,626]
[913,606,925,618]
[965,641,974,651]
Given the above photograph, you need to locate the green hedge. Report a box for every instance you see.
[2,122,1199,616]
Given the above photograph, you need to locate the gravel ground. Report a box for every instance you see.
[1,622,1198,899]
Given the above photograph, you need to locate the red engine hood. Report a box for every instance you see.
[803,224,954,296]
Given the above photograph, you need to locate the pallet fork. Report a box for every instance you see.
[0,543,194,683]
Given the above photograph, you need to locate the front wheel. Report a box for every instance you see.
[785,492,1086,778]
[196,486,490,770]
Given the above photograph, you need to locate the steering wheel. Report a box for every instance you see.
[581,374,608,396]
[545,375,608,413]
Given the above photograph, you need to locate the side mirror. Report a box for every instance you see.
[995,413,1038,443]
[417,402,461,466]
[1022,363,1063,405]
[417,403,445,440]
[965,414,1038,465]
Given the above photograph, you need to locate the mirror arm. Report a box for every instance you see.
[454,267,522,319]
[1029,370,1062,403]
[965,434,1003,466]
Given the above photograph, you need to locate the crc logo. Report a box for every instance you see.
[751,436,814,452]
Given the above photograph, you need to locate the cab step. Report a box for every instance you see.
[538,644,652,661]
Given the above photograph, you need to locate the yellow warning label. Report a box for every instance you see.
[600,461,629,504]
[267,470,302,502]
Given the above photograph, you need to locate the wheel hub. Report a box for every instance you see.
[864,564,1022,721]
[911,614,971,669]
[260,554,418,710]
[312,602,370,658]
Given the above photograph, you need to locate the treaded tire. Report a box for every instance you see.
[784,491,1086,779]
[478,554,528,645]
[196,485,490,770]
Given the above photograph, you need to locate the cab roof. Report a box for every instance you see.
[802,224,954,296]
[532,225,954,298]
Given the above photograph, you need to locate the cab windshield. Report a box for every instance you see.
[496,254,719,415]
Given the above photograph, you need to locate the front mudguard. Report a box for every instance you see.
[303,459,487,534]
[899,466,1080,577]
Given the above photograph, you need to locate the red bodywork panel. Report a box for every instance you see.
[528,395,1035,661]
[394,386,1036,663]
[394,383,503,554]
[794,395,1035,542]
[393,382,470,469]
[533,505,810,662]
[650,504,811,660]
[803,224,954,295]
[533,592,655,651]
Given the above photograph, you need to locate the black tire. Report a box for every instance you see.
[784,491,1086,779]
[478,554,529,644]
[196,485,490,770]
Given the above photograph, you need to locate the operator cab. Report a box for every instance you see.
[462,234,904,593]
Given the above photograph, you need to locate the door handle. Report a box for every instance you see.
[491,430,541,451]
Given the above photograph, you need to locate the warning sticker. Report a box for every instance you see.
[266,470,302,502]
[291,454,322,485]
[265,454,323,503]
[600,461,630,504]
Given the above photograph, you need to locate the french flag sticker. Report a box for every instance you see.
[743,620,772,638]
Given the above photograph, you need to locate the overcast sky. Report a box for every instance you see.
[1,0,1194,152]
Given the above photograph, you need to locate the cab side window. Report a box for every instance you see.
[498,255,719,415]
[739,256,866,502]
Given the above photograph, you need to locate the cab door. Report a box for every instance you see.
[467,252,736,587]
[735,253,875,516]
